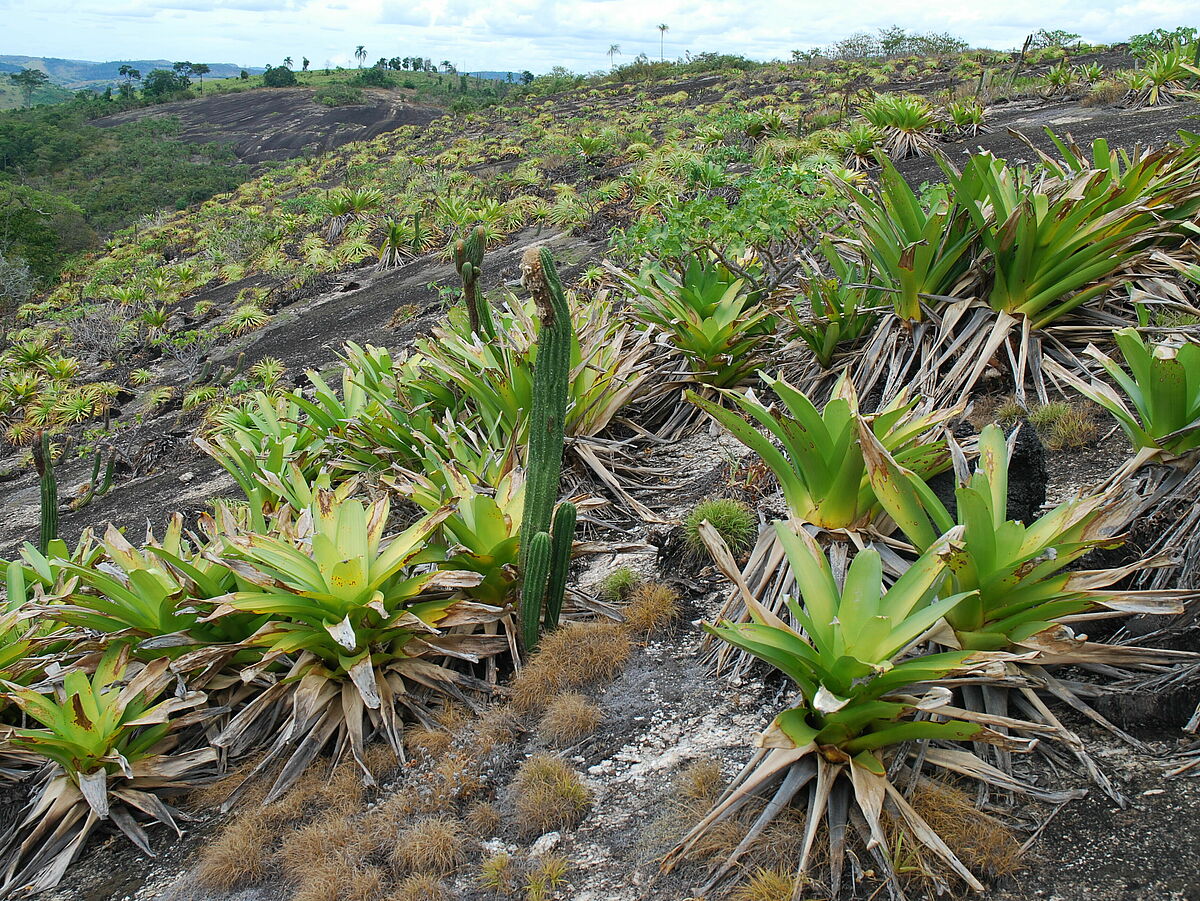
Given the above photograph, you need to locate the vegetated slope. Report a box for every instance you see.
[90,87,444,165]
[3,37,1200,901]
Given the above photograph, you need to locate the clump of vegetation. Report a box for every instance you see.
[391,816,469,875]
[510,622,632,714]
[314,83,366,106]
[1027,400,1099,450]
[536,692,603,746]
[511,754,591,835]
[597,564,641,600]
[684,497,758,558]
[622,582,681,635]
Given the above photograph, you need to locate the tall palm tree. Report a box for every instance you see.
[607,43,621,69]
[284,56,293,68]
[658,24,669,62]
[354,45,366,68]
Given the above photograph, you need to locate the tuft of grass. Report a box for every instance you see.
[684,497,757,559]
[622,582,681,636]
[512,754,591,835]
[1027,401,1098,450]
[729,867,799,901]
[389,873,450,901]
[465,800,503,836]
[391,815,469,875]
[479,853,517,893]
[677,758,724,803]
[276,817,359,883]
[537,692,603,746]
[194,813,274,890]
[597,565,641,600]
[406,725,454,761]
[510,622,631,714]
[909,781,1023,878]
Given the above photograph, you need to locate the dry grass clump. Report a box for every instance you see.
[537,692,603,746]
[677,758,724,802]
[729,867,800,901]
[512,754,591,835]
[465,800,503,836]
[388,874,450,901]
[622,582,681,636]
[292,861,385,901]
[390,815,469,875]
[276,816,362,882]
[194,812,275,890]
[909,781,1022,878]
[406,725,454,761]
[510,622,631,714]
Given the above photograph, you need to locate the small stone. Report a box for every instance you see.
[179,471,195,483]
[529,831,562,857]
[1142,788,1165,796]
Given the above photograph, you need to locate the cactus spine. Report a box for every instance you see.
[32,431,58,555]
[454,225,495,339]
[518,246,576,651]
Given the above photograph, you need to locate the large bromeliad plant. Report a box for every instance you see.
[202,486,508,806]
[663,523,1067,898]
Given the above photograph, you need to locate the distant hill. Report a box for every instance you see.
[0,73,73,110]
[0,56,265,89]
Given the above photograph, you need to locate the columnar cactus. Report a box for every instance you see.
[454,225,495,339]
[32,431,58,555]
[518,246,577,651]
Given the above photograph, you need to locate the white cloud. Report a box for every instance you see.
[8,0,1197,73]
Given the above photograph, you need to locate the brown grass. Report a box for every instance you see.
[291,861,385,901]
[465,800,503,836]
[536,692,603,746]
[405,726,454,761]
[909,781,1023,878]
[275,817,361,883]
[194,812,275,890]
[510,622,631,714]
[622,582,681,636]
[512,754,591,835]
[387,874,450,901]
[390,815,469,875]
[677,758,724,802]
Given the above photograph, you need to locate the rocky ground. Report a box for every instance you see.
[91,88,442,165]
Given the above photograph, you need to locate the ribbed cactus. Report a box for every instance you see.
[454,225,495,339]
[518,246,576,651]
[32,431,58,555]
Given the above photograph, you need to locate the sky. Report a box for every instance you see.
[6,0,1197,74]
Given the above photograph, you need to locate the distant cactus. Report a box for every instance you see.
[73,447,117,511]
[518,247,576,651]
[454,225,495,339]
[32,431,58,555]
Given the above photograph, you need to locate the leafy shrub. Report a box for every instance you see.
[262,65,297,87]
[353,66,395,88]
[313,83,365,106]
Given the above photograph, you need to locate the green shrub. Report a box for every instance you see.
[684,498,757,558]
[597,566,640,601]
[263,66,297,87]
[313,83,365,106]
